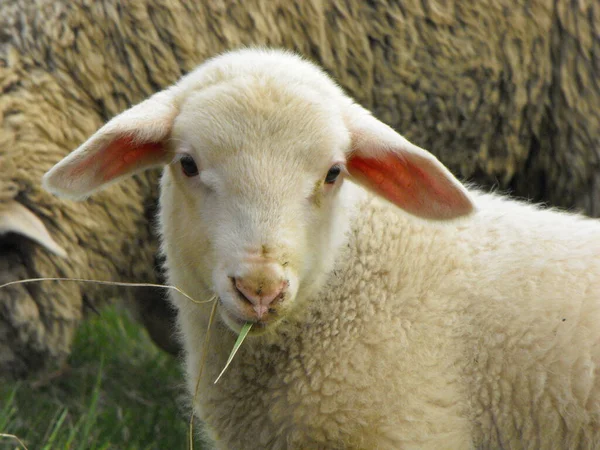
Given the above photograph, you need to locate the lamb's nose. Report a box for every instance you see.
[234,276,286,318]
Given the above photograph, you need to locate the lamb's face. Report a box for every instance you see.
[160,77,352,333]
[42,49,474,332]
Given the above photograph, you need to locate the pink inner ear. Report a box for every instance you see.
[347,153,473,220]
[70,135,165,183]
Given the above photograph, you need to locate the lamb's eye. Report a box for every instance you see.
[180,155,199,177]
[324,165,341,184]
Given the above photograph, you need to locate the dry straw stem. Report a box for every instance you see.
[0,278,213,305]
[0,433,29,450]
[188,298,218,450]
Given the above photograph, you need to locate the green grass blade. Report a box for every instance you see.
[65,415,85,448]
[214,323,253,384]
[0,386,18,431]
[76,359,104,450]
[42,408,69,450]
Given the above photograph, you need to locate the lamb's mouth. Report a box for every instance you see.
[217,297,273,332]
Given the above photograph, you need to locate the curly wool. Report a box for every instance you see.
[185,190,600,450]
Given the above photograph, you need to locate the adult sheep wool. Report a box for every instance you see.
[44,49,600,450]
[2,0,598,377]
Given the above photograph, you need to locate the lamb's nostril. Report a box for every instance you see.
[233,279,253,305]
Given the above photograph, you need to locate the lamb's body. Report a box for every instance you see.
[172,186,600,449]
[44,49,600,449]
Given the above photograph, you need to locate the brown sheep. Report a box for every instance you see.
[1,0,598,377]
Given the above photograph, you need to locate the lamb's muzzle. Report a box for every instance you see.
[231,261,287,320]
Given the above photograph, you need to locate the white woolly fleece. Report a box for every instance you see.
[44,49,600,449]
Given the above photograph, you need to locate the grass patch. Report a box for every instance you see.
[0,305,202,449]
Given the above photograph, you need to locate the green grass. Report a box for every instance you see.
[0,305,203,449]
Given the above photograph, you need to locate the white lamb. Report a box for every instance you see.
[43,49,600,449]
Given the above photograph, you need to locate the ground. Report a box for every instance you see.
[0,305,204,449]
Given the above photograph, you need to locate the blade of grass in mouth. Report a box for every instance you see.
[214,322,253,384]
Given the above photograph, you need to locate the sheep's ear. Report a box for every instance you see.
[0,200,67,257]
[43,90,178,200]
[345,104,475,220]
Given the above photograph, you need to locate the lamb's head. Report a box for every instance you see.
[43,49,475,333]
[158,72,356,333]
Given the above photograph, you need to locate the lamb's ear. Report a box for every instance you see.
[43,90,178,200]
[345,104,475,220]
